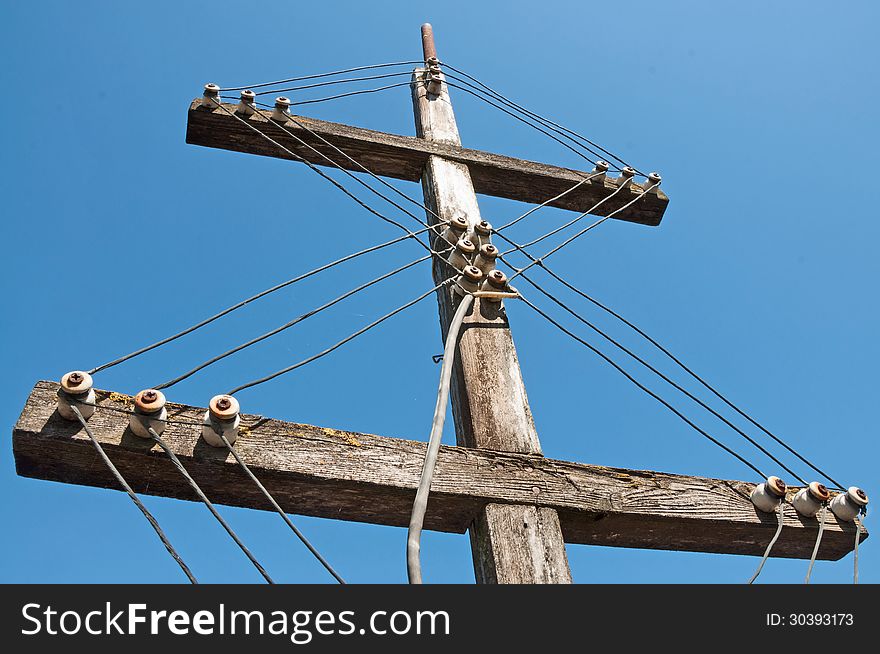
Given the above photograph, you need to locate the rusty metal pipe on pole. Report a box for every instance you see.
[421,23,437,61]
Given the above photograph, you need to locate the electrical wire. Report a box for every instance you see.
[507,183,660,281]
[218,61,425,92]
[407,293,474,584]
[68,403,198,583]
[211,101,461,263]
[147,426,275,583]
[854,516,863,584]
[519,294,766,478]
[442,79,607,173]
[748,502,785,584]
[89,225,437,376]
[494,173,603,232]
[227,279,452,396]
[154,254,431,390]
[253,71,413,96]
[440,64,642,175]
[804,505,827,584]
[514,272,808,483]
[534,263,846,490]
[221,82,414,108]
[499,180,632,256]
[217,431,346,584]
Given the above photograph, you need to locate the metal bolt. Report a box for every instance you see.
[68,372,84,386]
[142,390,158,403]
[216,397,232,411]
[856,489,867,500]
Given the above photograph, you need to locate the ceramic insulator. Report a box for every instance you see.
[201,83,220,108]
[750,476,787,513]
[236,90,256,116]
[448,238,476,273]
[201,394,241,447]
[830,487,869,522]
[56,371,96,420]
[129,389,168,438]
[792,482,831,517]
[271,97,291,122]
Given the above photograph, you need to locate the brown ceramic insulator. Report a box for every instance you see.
[60,371,93,395]
[463,265,483,283]
[134,389,166,415]
[209,394,240,420]
[767,476,787,497]
[486,269,508,289]
[808,481,831,502]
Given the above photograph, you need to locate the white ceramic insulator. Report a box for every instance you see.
[792,488,823,517]
[616,167,636,189]
[750,481,783,513]
[591,161,609,183]
[830,487,868,522]
[201,84,220,108]
[236,90,256,116]
[57,388,96,421]
[129,407,168,439]
[271,97,291,122]
[201,411,240,448]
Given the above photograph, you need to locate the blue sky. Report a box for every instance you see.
[1,1,877,584]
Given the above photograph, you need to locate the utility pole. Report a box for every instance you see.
[11,24,867,583]
[412,24,570,583]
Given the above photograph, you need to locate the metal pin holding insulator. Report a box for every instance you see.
[201,83,221,108]
[201,394,241,447]
[129,389,168,438]
[750,475,787,513]
[448,237,477,273]
[642,171,662,193]
[616,166,637,189]
[792,481,831,517]
[590,160,610,183]
[235,89,256,117]
[438,214,468,253]
[271,96,291,122]
[474,243,499,275]
[454,265,484,296]
[478,269,510,303]
[830,486,869,522]
[56,371,96,421]
[468,220,493,250]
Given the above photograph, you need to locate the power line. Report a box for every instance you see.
[748,502,784,584]
[252,70,413,96]
[494,174,602,232]
[518,294,767,479]
[221,82,413,108]
[499,181,631,257]
[507,182,660,281]
[218,61,425,92]
[68,404,198,583]
[217,431,346,584]
[536,262,846,490]
[89,225,438,376]
[227,279,452,395]
[514,271,808,484]
[147,427,275,583]
[441,64,643,175]
[154,254,431,390]
[408,293,474,584]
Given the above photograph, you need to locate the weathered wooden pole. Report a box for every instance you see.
[411,23,572,583]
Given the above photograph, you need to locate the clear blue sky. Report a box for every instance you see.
[1,1,877,583]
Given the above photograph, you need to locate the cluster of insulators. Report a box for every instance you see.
[56,371,242,448]
[435,213,511,301]
[587,160,662,193]
[750,475,868,523]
